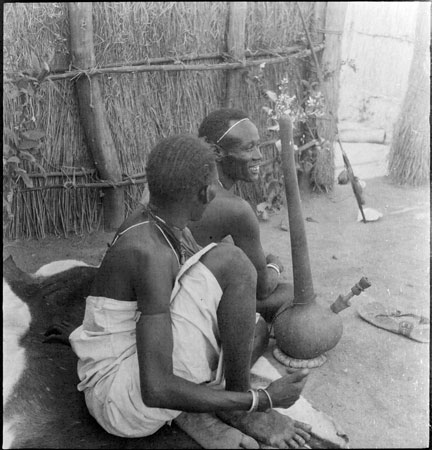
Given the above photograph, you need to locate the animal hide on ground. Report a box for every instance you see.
[2,257,198,449]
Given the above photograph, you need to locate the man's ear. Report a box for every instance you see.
[211,143,225,162]
[198,185,215,205]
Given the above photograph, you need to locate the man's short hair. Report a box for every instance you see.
[146,134,216,206]
[198,108,250,150]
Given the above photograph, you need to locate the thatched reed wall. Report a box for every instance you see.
[3,2,317,239]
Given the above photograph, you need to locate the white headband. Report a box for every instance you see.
[216,118,249,144]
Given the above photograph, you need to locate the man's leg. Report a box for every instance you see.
[256,282,294,323]
[199,243,261,392]
[174,242,261,449]
[200,244,312,449]
[251,316,269,367]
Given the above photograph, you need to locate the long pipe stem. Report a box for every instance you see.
[279,116,315,304]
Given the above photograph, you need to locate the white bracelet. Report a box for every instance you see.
[258,388,274,410]
[266,263,281,275]
[246,389,259,413]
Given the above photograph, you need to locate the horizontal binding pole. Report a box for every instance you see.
[259,157,278,168]
[4,45,324,83]
[316,28,343,35]
[260,138,278,147]
[15,176,147,192]
[4,44,312,78]
[26,170,146,179]
[27,169,97,178]
[14,151,282,191]
[101,45,307,68]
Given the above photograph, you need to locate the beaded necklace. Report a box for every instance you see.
[146,205,198,266]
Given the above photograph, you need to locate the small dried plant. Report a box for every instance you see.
[251,67,328,220]
[262,74,325,136]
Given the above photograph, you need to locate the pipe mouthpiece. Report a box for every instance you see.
[352,277,371,295]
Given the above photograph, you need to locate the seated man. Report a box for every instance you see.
[188,108,292,322]
[69,134,311,449]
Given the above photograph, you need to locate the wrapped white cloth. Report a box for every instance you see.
[70,244,227,438]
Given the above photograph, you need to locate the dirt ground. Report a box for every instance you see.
[3,172,430,449]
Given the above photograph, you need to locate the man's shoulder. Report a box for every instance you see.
[210,190,258,231]
[109,222,169,263]
[215,190,254,215]
[190,190,259,244]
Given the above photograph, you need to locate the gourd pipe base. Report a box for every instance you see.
[274,300,344,360]
[274,278,371,360]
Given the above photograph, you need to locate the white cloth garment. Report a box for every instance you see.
[70,243,229,438]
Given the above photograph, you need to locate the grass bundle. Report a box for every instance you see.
[388,91,430,186]
[388,3,430,186]
[310,139,335,192]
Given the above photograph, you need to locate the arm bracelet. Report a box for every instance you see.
[258,388,274,410]
[266,263,281,276]
[246,389,259,413]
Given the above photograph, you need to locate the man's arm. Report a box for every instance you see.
[226,201,281,300]
[133,248,258,412]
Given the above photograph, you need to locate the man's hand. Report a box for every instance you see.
[266,369,309,409]
[266,254,284,274]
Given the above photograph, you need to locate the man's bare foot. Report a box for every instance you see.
[217,409,311,449]
[174,411,259,449]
